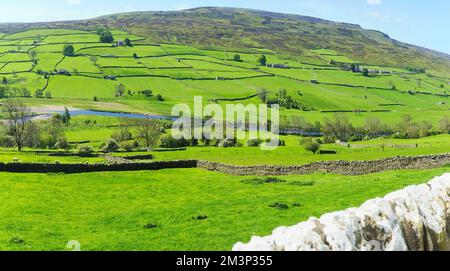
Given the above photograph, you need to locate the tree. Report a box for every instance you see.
[133,53,139,59]
[2,99,31,151]
[29,50,37,61]
[2,77,7,85]
[20,88,31,98]
[323,113,354,142]
[257,54,267,66]
[76,145,94,157]
[365,117,385,138]
[300,137,321,154]
[89,55,98,65]
[156,94,164,101]
[257,88,269,103]
[362,68,369,77]
[124,38,132,47]
[418,121,432,138]
[23,121,41,148]
[136,119,162,149]
[45,114,65,148]
[96,26,106,35]
[395,115,421,139]
[233,54,241,62]
[439,116,450,134]
[34,89,43,98]
[112,125,133,142]
[99,30,114,43]
[141,89,153,97]
[102,138,120,153]
[115,83,126,97]
[62,107,71,124]
[62,44,75,56]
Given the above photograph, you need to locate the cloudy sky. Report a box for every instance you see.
[0,0,448,54]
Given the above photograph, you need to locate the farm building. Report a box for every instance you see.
[57,69,71,76]
[266,63,289,68]
[104,75,117,80]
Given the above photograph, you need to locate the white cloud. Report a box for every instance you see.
[67,0,81,5]
[367,0,381,5]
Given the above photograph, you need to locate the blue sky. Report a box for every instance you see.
[0,0,449,54]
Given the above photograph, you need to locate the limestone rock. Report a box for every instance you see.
[233,173,450,251]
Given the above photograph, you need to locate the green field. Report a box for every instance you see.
[0,167,448,251]
[0,26,448,251]
[0,28,446,124]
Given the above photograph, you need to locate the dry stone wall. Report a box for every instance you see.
[0,154,448,175]
[197,154,450,176]
[233,173,450,251]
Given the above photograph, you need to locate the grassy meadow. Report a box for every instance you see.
[0,167,448,251]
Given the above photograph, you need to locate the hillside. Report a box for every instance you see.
[0,7,449,75]
[0,6,449,252]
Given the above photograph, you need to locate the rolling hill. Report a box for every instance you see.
[0,7,449,252]
[0,7,449,75]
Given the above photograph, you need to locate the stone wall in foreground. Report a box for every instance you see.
[233,173,450,251]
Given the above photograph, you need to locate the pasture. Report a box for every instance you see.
[0,27,446,126]
[0,28,448,251]
[0,167,448,250]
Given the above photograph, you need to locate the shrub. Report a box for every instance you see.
[76,145,94,157]
[102,139,120,153]
[300,137,321,154]
[112,126,132,142]
[265,138,285,147]
[158,134,190,148]
[55,137,69,150]
[257,54,267,66]
[218,139,237,148]
[323,136,335,144]
[305,141,321,154]
[247,139,262,147]
[62,44,75,56]
[120,141,135,152]
[141,89,153,97]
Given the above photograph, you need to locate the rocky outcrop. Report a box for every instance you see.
[233,173,450,251]
[198,154,450,176]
